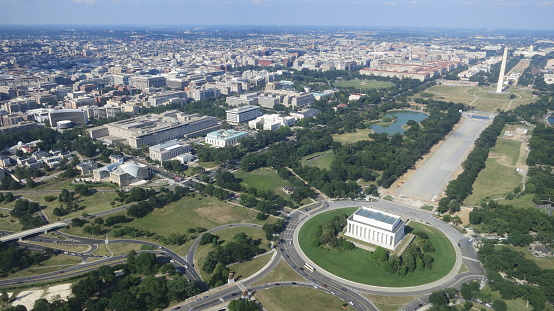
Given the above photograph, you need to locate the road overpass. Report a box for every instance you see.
[0,222,68,243]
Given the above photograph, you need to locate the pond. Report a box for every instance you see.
[371,111,428,135]
[548,116,554,125]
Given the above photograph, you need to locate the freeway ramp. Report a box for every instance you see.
[0,222,68,243]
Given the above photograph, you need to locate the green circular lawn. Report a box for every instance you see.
[298,208,456,287]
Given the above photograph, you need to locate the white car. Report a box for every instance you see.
[348,301,354,306]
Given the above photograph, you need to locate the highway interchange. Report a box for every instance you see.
[0,116,488,311]
[1,195,484,311]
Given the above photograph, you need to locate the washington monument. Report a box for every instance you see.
[496,47,508,93]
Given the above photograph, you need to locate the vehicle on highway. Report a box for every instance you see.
[348,301,354,306]
[304,262,315,272]
[322,284,327,288]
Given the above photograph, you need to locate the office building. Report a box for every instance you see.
[226,105,262,124]
[87,110,219,148]
[129,75,166,90]
[149,141,191,163]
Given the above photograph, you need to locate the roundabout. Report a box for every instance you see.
[297,208,456,287]
[289,199,484,296]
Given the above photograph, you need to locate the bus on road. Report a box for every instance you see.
[304,262,315,272]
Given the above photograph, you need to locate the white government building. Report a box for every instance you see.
[345,207,406,251]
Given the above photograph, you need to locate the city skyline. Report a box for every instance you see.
[0,0,553,30]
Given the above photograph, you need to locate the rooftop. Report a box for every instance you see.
[354,207,399,225]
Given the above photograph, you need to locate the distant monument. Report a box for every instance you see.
[496,47,509,93]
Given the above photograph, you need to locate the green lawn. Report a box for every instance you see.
[254,286,347,311]
[198,161,218,169]
[496,193,536,209]
[301,152,335,170]
[464,138,522,206]
[127,196,262,237]
[253,259,305,285]
[194,227,269,282]
[32,177,73,191]
[18,192,120,222]
[228,252,272,281]
[335,79,394,90]
[234,168,292,197]
[332,128,374,145]
[298,208,456,287]
[363,293,417,311]
[0,213,23,232]
[419,85,535,112]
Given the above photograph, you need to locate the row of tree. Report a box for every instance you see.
[439,113,507,213]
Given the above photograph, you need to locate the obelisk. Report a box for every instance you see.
[496,47,508,93]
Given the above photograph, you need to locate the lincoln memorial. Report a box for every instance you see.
[345,206,406,251]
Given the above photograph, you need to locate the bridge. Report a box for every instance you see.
[0,222,68,243]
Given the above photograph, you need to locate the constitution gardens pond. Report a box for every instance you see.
[298,208,456,287]
[371,111,428,135]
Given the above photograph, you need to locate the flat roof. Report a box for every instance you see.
[355,208,398,225]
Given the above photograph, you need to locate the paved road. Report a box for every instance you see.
[396,117,491,201]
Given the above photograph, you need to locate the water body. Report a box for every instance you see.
[548,116,554,125]
[371,111,428,135]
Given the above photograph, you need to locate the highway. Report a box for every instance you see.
[0,193,484,311]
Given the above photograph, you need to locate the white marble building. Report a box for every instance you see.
[345,207,406,251]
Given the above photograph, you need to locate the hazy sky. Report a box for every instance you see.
[0,0,553,30]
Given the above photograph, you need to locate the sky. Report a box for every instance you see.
[0,0,553,30]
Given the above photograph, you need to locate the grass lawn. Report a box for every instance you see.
[198,161,218,169]
[0,214,23,232]
[464,138,522,206]
[0,254,82,280]
[363,294,417,311]
[335,79,394,90]
[332,129,374,145]
[194,227,269,282]
[496,193,536,209]
[254,286,346,311]
[94,242,144,256]
[234,168,292,197]
[301,152,335,170]
[18,192,120,222]
[253,259,305,285]
[228,252,272,282]
[419,85,536,112]
[298,208,456,287]
[32,177,73,191]
[127,196,262,237]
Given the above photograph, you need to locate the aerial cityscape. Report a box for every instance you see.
[0,1,554,311]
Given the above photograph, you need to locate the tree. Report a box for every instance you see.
[74,184,90,196]
[493,299,507,311]
[228,299,258,311]
[108,289,138,311]
[4,192,14,202]
[429,290,449,306]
